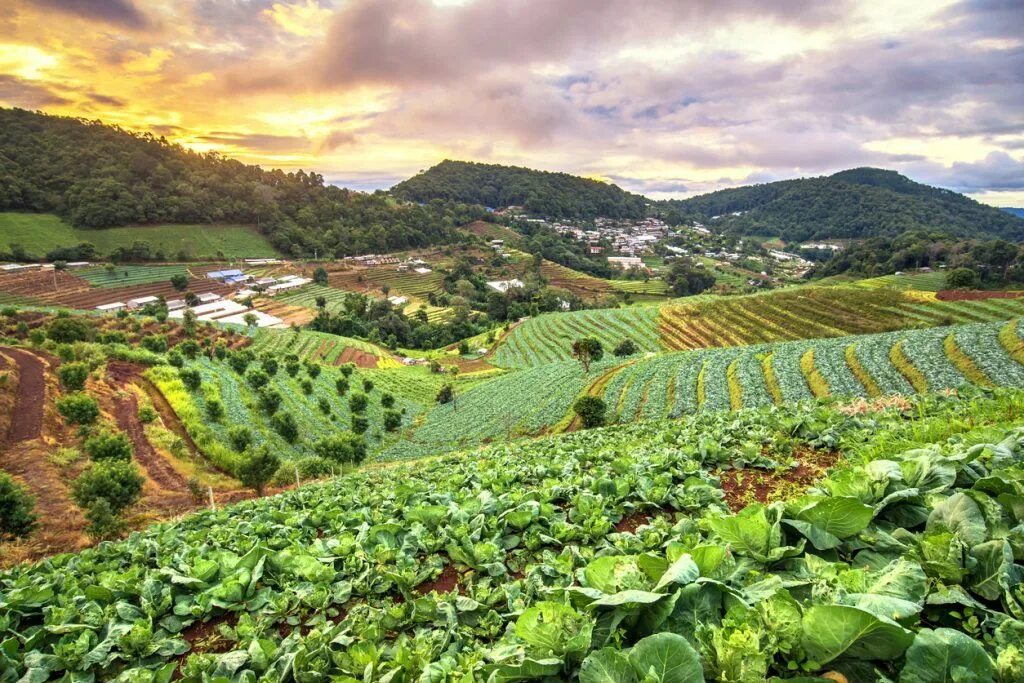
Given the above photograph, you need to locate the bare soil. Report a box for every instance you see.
[718,449,839,512]
[2,347,46,443]
[936,289,1024,301]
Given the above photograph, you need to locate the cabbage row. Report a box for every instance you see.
[4,389,1024,680]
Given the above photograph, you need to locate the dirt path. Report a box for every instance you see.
[2,347,46,443]
[113,392,189,493]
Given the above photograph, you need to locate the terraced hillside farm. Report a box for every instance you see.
[76,264,192,288]
[249,328,402,368]
[494,285,1024,367]
[7,386,1024,681]
[0,212,280,259]
[406,318,1024,456]
[327,263,446,298]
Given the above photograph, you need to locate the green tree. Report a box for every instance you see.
[313,432,366,464]
[571,337,604,373]
[573,395,606,428]
[56,393,100,425]
[613,339,638,357]
[313,267,329,285]
[0,473,36,539]
[237,445,280,497]
[57,362,90,391]
[71,461,144,515]
[83,430,133,462]
[945,267,980,289]
[170,274,189,291]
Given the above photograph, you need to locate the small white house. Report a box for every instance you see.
[95,302,126,313]
[414,267,432,274]
[388,295,409,306]
[197,292,222,304]
[127,295,160,310]
[166,299,186,311]
[607,256,643,268]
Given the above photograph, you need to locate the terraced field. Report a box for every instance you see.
[494,306,662,367]
[273,283,352,314]
[495,285,1024,368]
[855,270,947,291]
[77,264,191,288]
[602,318,1024,422]
[609,278,669,296]
[249,328,402,368]
[328,266,446,298]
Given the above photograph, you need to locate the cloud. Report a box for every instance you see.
[198,132,311,153]
[318,129,357,152]
[0,75,70,107]
[28,0,149,29]
[912,152,1024,192]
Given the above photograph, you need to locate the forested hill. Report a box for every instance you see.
[391,159,648,219]
[661,167,1024,242]
[1003,208,1024,219]
[0,108,486,257]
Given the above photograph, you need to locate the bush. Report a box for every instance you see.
[227,351,252,374]
[349,392,368,413]
[137,404,157,423]
[613,339,638,357]
[83,499,126,539]
[317,397,331,414]
[573,395,607,429]
[946,267,980,289]
[271,411,298,442]
[306,363,321,379]
[237,445,280,496]
[381,392,395,408]
[56,393,100,425]
[383,410,402,432]
[178,368,201,390]
[178,340,200,359]
[47,317,93,343]
[0,473,36,539]
[335,377,349,395]
[57,362,90,391]
[0,307,16,317]
[245,368,268,389]
[167,351,184,368]
[71,460,144,514]
[339,363,355,377]
[273,456,336,486]
[140,334,167,353]
[83,430,133,462]
[313,432,367,464]
[228,426,253,452]
[261,358,278,376]
[258,387,282,414]
[436,384,454,405]
[206,398,224,421]
[300,379,313,395]
[351,415,369,434]
[186,476,205,504]
[285,361,300,377]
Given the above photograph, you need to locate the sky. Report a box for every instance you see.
[1,0,1023,205]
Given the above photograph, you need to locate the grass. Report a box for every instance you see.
[0,212,280,259]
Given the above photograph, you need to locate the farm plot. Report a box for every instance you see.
[328,265,446,298]
[76,264,192,288]
[273,283,351,314]
[493,306,661,368]
[249,328,400,368]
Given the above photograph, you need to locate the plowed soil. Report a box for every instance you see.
[937,290,1024,301]
[2,347,46,443]
[334,346,378,368]
[113,392,189,493]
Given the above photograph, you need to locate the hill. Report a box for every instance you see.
[0,212,279,260]
[660,167,1024,242]
[1003,207,1024,218]
[0,108,486,258]
[391,159,648,219]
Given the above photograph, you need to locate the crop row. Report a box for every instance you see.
[77,264,192,289]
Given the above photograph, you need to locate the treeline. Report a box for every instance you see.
[0,108,488,257]
[661,167,1024,242]
[391,160,648,219]
[810,231,1024,285]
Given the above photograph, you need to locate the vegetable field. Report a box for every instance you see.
[77,264,191,288]
[5,387,1024,680]
[249,328,402,369]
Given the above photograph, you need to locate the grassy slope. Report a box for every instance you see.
[0,212,279,259]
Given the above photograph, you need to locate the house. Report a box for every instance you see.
[607,256,644,268]
[0,264,37,273]
[388,295,409,306]
[166,299,186,312]
[217,310,284,328]
[267,277,311,293]
[65,261,91,269]
[243,258,282,265]
[95,302,126,313]
[197,292,222,304]
[489,239,504,249]
[206,269,245,282]
[486,278,525,293]
[414,267,432,274]
[233,289,257,300]
[254,278,277,287]
[588,245,604,255]
[170,299,247,320]
[127,295,160,310]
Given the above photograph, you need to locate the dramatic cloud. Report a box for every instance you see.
[2,0,1023,204]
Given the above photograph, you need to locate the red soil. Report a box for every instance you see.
[936,290,1024,301]
[718,449,839,512]
[2,347,46,443]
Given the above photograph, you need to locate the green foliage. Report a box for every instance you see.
[573,395,606,428]
[170,274,189,291]
[348,392,368,413]
[46,316,93,343]
[436,383,454,405]
[236,445,280,496]
[383,409,402,432]
[82,430,133,462]
[178,367,201,391]
[0,473,35,539]
[613,339,638,357]
[57,361,90,391]
[70,460,143,514]
[312,267,328,285]
[56,393,99,425]
[571,337,604,373]
[271,411,298,443]
[227,426,253,452]
[140,334,167,353]
[312,432,366,465]
[946,267,981,289]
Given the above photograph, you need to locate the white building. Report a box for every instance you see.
[607,256,644,268]
[127,295,160,310]
[95,302,126,313]
[486,278,525,293]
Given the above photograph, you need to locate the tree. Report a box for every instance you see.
[184,292,200,307]
[271,411,298,442]
[56,393,100,425]
[47,317,93,343]
[313,267,328,285]
[179,368,201,390]
[349,392,368,413]
[57,362,90,391]
[613,339,638,357]
[170,274,189,291]
[243,312,258,329]
[83,430,133,462]
[945,267,980,289]
[182,309,198,337]
[71,461,144,515]
[315,295,327,310]
[237,445,280,496]
[383,410,402,432]
[436,383,454,405]
[573,395,606,428]
[665,258,715,297]
[571,337,604,373]
[313,432,367,464]
[0,473,36,539]
[228,426,252,452]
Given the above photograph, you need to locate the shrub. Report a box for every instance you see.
[206,398,224,421]
[258,387,282,414]
[613,339,638,357]
[83,499,125,540]
[137,404,157,423]
[300,379,313,395]
[351,415,369,434]
[458,340,470,355]
[245,368,268,389]
[167,351,184,368]
[0,473,36,539]
[83,430,133,462]
[436,384,454,405]
[237,446,280,496]
[140,335,168,353]
[349,392,368,413]
[47,317,93,343]
[228,351,252,374]
[0,307,16,317]
[271,411,298,442]
[71,460,144,514]
[186,477,205,504]
[381,392,395,408]
[261,358,278,375]
[313,432,367,464]
[285,361,300,377]
[317,397,331,414]
[306,362,321,379]
[335,377,349,395]
[383,410,402,432]
[573,395,606,429]
[214,343,227,360]
[99,330,127,344]
[178,340,200,359]
[178,368,201,390]
[56,393,100,425]
[57,362,90,391]
[228,426,253,452]
[362,378,374,392]
[339,363,355,377]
